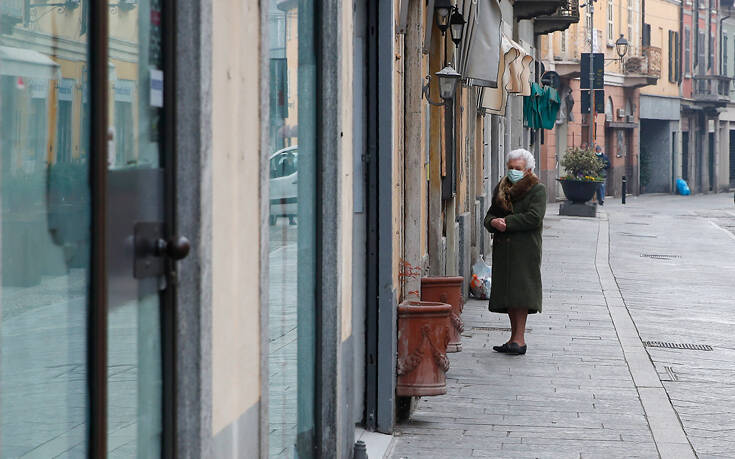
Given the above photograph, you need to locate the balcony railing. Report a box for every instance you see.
[623,46,661,78]
[693,75,732,106]
[513,0,563,21]
[533,0,580,36]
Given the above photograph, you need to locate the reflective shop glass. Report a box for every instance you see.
[106,0,166,455]
[0,2,91,457]
[267,0,317,457]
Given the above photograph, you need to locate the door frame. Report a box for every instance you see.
[87,0,181,457]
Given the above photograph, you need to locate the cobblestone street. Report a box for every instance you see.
[390,193,735,459]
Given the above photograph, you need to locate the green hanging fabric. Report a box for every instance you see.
[523,83,543,129]
[539,86,561,130]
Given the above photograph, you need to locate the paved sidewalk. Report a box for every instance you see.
[391,205,669,458]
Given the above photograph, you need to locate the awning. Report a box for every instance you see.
[458,0,502,88]
[508,39,533,96]
[480,35,533,115]
[0,46,60,80]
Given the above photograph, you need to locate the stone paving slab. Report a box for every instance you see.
[391,210,659,459]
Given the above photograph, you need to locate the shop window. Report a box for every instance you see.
[266,0,316,456]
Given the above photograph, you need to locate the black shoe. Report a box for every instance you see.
[493,343,512,353]
[506,342,527,355]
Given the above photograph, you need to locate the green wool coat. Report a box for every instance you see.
[483,175,547,314]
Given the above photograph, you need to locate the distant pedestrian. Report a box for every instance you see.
[483,149,547,356]
[595,145,610,205]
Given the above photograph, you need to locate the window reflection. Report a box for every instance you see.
[268,0,314,456]
[0,1,91,457]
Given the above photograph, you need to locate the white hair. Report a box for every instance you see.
[506,148,536,172]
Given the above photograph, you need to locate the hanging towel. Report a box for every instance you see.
[539,87,561,130]
[523,83,543,129]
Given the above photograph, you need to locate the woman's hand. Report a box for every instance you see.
[491,218,507,232]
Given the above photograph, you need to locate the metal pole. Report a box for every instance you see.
[622,175,627,204]
[588,0,595,147]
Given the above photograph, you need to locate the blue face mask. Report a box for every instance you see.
[507,169,525,184]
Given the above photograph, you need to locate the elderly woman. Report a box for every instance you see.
[483,148,547,355]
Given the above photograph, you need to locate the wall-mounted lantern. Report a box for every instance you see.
[422,65,461,106]
[449,8,465,47]
[435,0,452,35]
[615,34,629,61]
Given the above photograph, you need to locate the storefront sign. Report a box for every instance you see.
[150,69,163,107]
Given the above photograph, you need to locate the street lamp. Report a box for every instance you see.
[615,34,629,60]
[449,8,465,47]
[422,65,462,106]
[435,0,452,35]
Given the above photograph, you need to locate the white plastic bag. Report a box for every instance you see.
[470,256,492,299]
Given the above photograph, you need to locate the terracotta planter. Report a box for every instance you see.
[396,301,451,397]
[420,276,464,352]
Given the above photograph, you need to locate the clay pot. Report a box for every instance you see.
[420,276,464,352]
[396,301,451,397]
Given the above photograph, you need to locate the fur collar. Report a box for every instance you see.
[495,173,539,213]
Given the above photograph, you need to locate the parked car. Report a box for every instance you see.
[269,145,298,225]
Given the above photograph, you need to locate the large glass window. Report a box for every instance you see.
[0,2,91,456]
[267,0,316,457]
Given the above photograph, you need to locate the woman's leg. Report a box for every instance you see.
[509,309,528,346]
[507,311,517,344]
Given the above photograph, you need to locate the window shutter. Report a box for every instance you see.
[676,32,682,81]
[668,31,674,83]
[725,34,729,78]
[684,29,689,75]
[643,24,651,47]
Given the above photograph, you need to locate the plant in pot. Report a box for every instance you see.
[558,147,605,203]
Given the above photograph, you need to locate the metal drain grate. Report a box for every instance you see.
[644,341,713,351]
[641,253,681,260]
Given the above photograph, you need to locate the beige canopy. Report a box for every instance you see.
[480,36,533,115]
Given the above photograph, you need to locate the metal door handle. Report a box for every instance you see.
[156,236,191,260]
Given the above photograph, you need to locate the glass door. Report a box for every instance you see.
[0,2,92,457]
[0,1,182,457]
[106,0,181,456]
